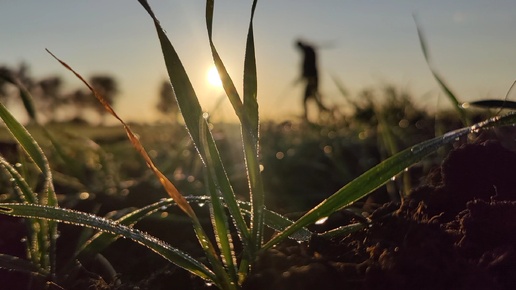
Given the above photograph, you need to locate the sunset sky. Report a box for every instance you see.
[1,1,515,123]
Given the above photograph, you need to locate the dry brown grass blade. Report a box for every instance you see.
[46,49,197,219]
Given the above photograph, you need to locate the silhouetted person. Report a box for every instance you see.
[296,40,327,120]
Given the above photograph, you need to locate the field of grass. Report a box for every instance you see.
[1,1,515,289]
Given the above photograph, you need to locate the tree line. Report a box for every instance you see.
[0,63,178,124]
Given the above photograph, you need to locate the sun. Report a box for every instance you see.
[207,65,222,88]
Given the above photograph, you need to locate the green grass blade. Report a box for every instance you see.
[205,0,245,121]
[241,0,265,252]
[76,199,173,260]
[264,112,516,249]
[199,117,238,281]
[0,102,47,175]
[465,100,516,110]
[206,0,265,254]
[413,15,468,125]
[137,0,251,250]
[0,156,45,267]
[0,101,58,274]
[239,206,312,242]
[243,0,259,135]
[0,203,218,283]
[0,156,37,204]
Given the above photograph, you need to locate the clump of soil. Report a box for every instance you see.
[244,141,516,290]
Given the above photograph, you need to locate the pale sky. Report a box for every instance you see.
[1,1,515,123]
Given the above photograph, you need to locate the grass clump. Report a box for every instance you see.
[0,1,515,289]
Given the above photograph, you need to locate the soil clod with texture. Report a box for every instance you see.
[244,141,516,290]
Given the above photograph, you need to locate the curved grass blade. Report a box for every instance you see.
[264,112,516,249]
[76,198,173,259]
[0,156,37,204]
[464,100,516,110]
[206,0,265,255]
[137,0,251,255]
[0,203,218,283]
[0,102,47,177]
[0,101,57,273]
[413,15,468,125]
[47,49,235,290]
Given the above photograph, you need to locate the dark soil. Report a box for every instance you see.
[243,141,516,290]
[3,141,516,290]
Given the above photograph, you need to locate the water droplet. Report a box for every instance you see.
[315,217,328,225]
[79,192,90,200]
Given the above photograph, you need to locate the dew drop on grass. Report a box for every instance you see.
[315,217,328,225]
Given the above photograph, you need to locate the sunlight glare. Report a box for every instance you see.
[207,66,223,88]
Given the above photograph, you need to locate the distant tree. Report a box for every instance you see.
[87,75,119,123]
[0,63,37,117]
[34,76,64,121]
[156,80,179,122]
[0,63,121,124]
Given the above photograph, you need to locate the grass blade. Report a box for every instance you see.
[0,156,37,204]
[199,117,238,281]
[465,100,516,110]
[0,203,218,283]
[0,100,57,274]
[137,0,251,254]
[76,199,173,260]
[205,0,265,255]
[264,112,516,249]
[413,15,469,125]
[47,48,235,289]
[241,0,265,253]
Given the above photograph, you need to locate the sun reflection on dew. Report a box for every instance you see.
[79,192,90,200]
[315,217,328,225]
